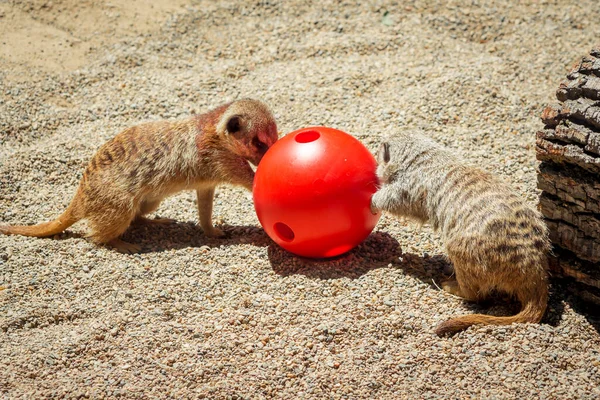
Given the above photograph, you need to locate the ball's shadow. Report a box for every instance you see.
[267,231,402,279]
[119,219,568,331]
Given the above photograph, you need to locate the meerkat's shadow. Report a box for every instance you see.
[389,250,565,328]
[267,231,515,318]
[268,231,402,279]
[292,229,563,329]
[385,251,518,318]
[122,221,271,253]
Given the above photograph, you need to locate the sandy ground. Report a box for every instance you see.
[1,0,600,398]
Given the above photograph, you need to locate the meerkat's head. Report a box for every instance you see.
[216,99,279,166]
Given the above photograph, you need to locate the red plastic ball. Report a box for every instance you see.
[253,126,381,258]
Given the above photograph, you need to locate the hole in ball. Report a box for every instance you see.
[295,131,320,143]
[273,222,295,242]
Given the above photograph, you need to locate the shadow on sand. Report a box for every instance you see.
[94,220,592,333]
[120,221,272,253]
[552,277,600,334]
[267,229,571,331]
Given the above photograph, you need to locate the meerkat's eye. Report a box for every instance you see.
[226,116,242,134]
[253,137,268,153]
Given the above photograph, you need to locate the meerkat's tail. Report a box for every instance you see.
[434,283,548,336]
[0,194,83,238]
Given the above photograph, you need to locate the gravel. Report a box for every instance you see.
[1,0,600,398]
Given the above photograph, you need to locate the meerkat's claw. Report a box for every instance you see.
[203,226,226,238]
[108,238,142,254]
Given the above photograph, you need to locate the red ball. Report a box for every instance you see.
[253,126,381,258]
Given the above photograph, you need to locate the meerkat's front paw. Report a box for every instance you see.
[203,226,226,238]
[370,192,383,215]
[370,199,380,215]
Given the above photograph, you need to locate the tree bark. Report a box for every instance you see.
[536,45,600,307]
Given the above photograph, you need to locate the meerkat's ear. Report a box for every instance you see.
[225,115,243,134]
[378,142,391,164]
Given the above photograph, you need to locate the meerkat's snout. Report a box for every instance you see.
[248,134,271,166]
[247,123,279,166]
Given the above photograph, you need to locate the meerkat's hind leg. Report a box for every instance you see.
[87,206,140,253]
[132,199,176,225]
[107,238,142,254]
[196,187,225,238]
[138,199,161,215]
[441,266,482,302]
[441,279,480,301]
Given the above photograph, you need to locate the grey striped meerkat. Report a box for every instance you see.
[1,99,278,253]
[371,132,549,336]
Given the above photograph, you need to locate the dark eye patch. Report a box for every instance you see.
[227,116,242,134]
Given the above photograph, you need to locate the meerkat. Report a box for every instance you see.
[371,132,549,336]
[0,99,278,253]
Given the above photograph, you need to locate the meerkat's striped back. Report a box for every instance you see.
[372,132,549,335]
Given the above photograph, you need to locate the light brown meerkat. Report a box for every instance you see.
[0,99,278,253]
[370,132,549,336]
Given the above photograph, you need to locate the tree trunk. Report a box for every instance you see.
[536,45,600,308]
